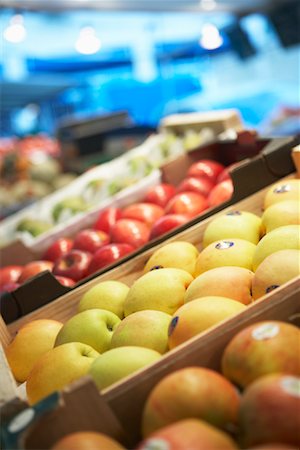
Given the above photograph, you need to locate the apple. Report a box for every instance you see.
[78,280,129,319]
[253,225,300,271]
[138,419,238,450]
[5,319,63,383]
[240,374,300,447]
[221,320,300,388]
[142,366,240,437]
[26,342,99,405]
[53,250,92,282]
[93,207,123,233]
[165,192,208,218]
[143,183,176,208]
[143,241,199,277]
[195,238,257,276]
[18,260,54,284]
[208,180,234,208]
[52,197,88,222]
[252,249,300,300]
[187,160,225,183]
[87,243,134,275]
[185,266,254,306]
[203,210,262,247]
[89,346,161,390]
[177,176,214,198]
[16,218,53,237]
[110,310,172,354]
[150,214,189,240]
[110,219,150,249]
[124,268,193,317]
[263,179,300,209]
[55,309,121,354]
[0,282,20,293]
[55,276,76,287]
[0,265,22,288]
[261,200,299,234]
[73,229,110,254]
[122,203,164,227]
[168,296,246,349]
[42,238,74,263]
[51,432,125,450]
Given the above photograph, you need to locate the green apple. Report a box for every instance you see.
[143,241,199,276]
[253,225,300,271]
[203,211,262,247]
[261,200,299,234]
[16,218,53,237]
[124,268,193,317]
[90,346,161,390]
[26,342,99,405]
[55,309,120,353]
[264,179,300,209]
[52,197,88,222]
[195,239,256,276]
[78,281,130,319]
[168,296,246,349]
[110,310,172,354]
[252,249,300,300]
[185,266,254,306]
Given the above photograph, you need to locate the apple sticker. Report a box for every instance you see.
[226,211,241,216]
[215,241,234,250]
[265,284,280,294]
[150,265,164,271]
[252,323,280,341]
[141,438,170,450]
[273,184,291,194]
[281,376,300,398]
[168,316,179,336]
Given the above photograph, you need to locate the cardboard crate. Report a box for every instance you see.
[0,278,299,449]
[0,136,296,324]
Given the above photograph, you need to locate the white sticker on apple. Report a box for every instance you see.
[226,211,241,216]
[281,376,300,398]
[273,184,291,194]
[252,323,280,341]
[8,408,35,433]
[141,438,170,450]
[215,241,234,250]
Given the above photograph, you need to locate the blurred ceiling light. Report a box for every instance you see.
[200,23,223,50]
[3,14,27,44]
[200,0,217,11]
[75,27,101,55]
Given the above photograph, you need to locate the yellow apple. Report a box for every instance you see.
[78,280,129,319]
[5,319,63,383]
[141,367,240,437]
[110,310,171,354]
[252,249,300,300]
[195,239,256,276]
[143,241,199,276]
[89,346,161,390]
[264,179,300,209]
[168,296,246,349]
[253,225,300,271]
[203,210,262,247]
[261,200,300,234]
[26,342,99,405]
[124,268,193,316]
[55,309,121,353]
[51,432,125,450]
[185,266,254,306]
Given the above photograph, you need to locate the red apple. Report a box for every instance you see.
[55,276,76,287]
[87,243,135,275]
[122,203,164,227]
[188,160,225,183]
[73,229,110,254]
[208,180,234,208]
[0,265,23,288]
[110,219,150,249]
[150,214,189,240]
[43,238,74,263]
[93,207,123,234]
[53,250,92,282]
[177,177,215,197]
[217,163,239,184]
[165,192,208,218]
[19,261,54,284]
[144,183,176,208]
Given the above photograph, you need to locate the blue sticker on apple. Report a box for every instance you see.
[226,211,241,216]
[150,265,164,271]
[215,241,234,250]
[168,316,179,336]
[266,285,280,293]
[273,184,291,194]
